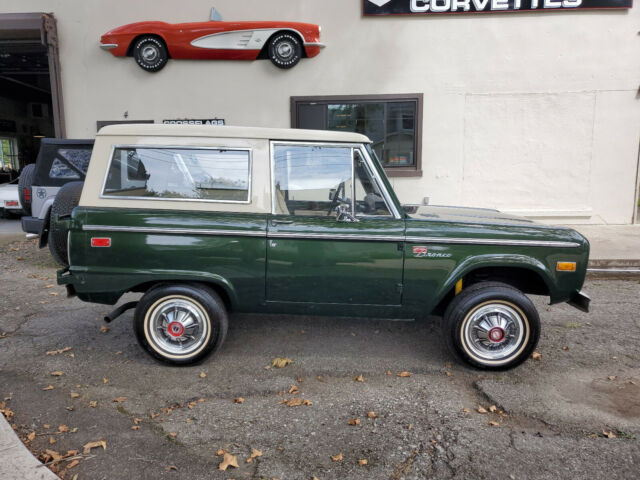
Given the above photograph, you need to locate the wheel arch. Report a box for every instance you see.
[130,276,236,311]
[126,33,171,58]
[257,29,307,59]
[431,255,553,316]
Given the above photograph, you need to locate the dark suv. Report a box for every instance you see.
[20,139,94,247]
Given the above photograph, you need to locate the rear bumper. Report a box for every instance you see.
[21,216,44,234]
[568,290,590,313]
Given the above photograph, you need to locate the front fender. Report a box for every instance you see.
[432,254,555,308]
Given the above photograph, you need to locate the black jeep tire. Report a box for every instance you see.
[18,164,36,216]
[133,36,169,72]
[48,181,83,266]
[134,283,228,365]
[268,32,302,69]
[443,282,540,370]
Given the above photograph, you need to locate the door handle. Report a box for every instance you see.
[271,219,294,226]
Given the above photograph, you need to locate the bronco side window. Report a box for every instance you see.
[273,144,352,216]
[102,147,251,202]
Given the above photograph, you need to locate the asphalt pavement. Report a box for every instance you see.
[0,221,639,479]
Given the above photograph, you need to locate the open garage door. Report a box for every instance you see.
[0,12,64,176]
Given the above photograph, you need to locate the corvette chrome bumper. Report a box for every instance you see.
[100,43,118,50]
[304,42,326,48]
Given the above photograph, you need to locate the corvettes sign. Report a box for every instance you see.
[363,0,632,14]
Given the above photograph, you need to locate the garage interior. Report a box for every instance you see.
[0,12,63,182]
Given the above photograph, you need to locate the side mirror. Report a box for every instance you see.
[335,204,359,223]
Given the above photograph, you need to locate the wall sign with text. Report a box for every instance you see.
[363,0,633,15]
[163,119,225,126]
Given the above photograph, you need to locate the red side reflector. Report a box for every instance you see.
[91,237,111,247]
[5,201,18,207]
[24,188,31,202]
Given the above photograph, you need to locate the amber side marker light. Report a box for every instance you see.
[556,262,576,272]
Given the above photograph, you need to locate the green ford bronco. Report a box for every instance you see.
[52,124,590,369]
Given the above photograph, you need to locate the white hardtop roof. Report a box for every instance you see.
[97,124,371,143]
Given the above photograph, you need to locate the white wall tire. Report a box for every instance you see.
[134,284,228,365]
[443,282,540,370]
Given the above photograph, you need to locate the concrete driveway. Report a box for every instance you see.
[0,238,638,479]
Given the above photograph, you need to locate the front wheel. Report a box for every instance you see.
[134,284,228,365]
[443,282,540,370]
[268,32,302,69]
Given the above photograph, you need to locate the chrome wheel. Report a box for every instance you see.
[141,44,159,62]
[462,302,525,362]
[146,296,210,357]
[276,41,294,59]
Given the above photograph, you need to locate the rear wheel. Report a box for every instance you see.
[443,282,540,370]
[48,181,83,266]
[18,164,36,216]
[133,36,168,72]
[134,284,228,365]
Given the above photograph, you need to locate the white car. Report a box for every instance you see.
[0,178,23,217]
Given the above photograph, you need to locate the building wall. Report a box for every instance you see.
[3,0,640,223]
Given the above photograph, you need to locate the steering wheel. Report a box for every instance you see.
[327,181,346,216]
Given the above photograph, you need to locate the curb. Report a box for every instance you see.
[0,414,59,480]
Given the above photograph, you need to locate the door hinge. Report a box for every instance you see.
[396,283,403,294]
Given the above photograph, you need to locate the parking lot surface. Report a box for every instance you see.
[1,233,638,479]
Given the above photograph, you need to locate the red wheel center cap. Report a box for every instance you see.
[167,321,184,338]
[489,327,505,343]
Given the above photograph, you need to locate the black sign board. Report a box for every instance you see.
[163,119,225,126]
[363,0,633,15]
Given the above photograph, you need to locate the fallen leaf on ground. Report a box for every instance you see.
[66,460,79,469]
[354,374,364,382]
[43,385,54,391]
[113,396,126,403]
[462,408,471,413]
[100,326,109,333]
[532,352,542,361]
[51,371,64,376]
[445,371,451,377]
[603,430,616,439]
[49,292,58,296]
[131,426,140,431]
[367,411,377,418]
[218,452,239,471]
[397,371,411,377]
[168,432,178,438]
[489,405,497,413]
[199,372,207,379]
[45,284,54,288]
[563,346,570,351]
[608,376,617,381]
[165,465,178,471]
[331,453,343,462]
[43,424,50,429]
[46,347,72,356]
[58,425,69,433]
[288,385,299,394]
[358,459,368,466]
[151,412,160,419]
[488,421,500,427]
[279,398,312,407]
[70,393,80,399]
[45,449,62,462]
[27,431,35,441]
[408,424,413,429]
[246,448,263,463]
[233,397,244,404]
[348,418,360,426]
[89,401,97,408]
[133,418,141,425]
[477,406,488,414]
[49,436,56,444]
[216,449,225,456]
[103,378,108,384]
[83,439,106,454]
[271,357,292,368]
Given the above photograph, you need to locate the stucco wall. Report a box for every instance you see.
[3,0,640,223]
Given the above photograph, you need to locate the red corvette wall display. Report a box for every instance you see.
[100,8,324,72]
